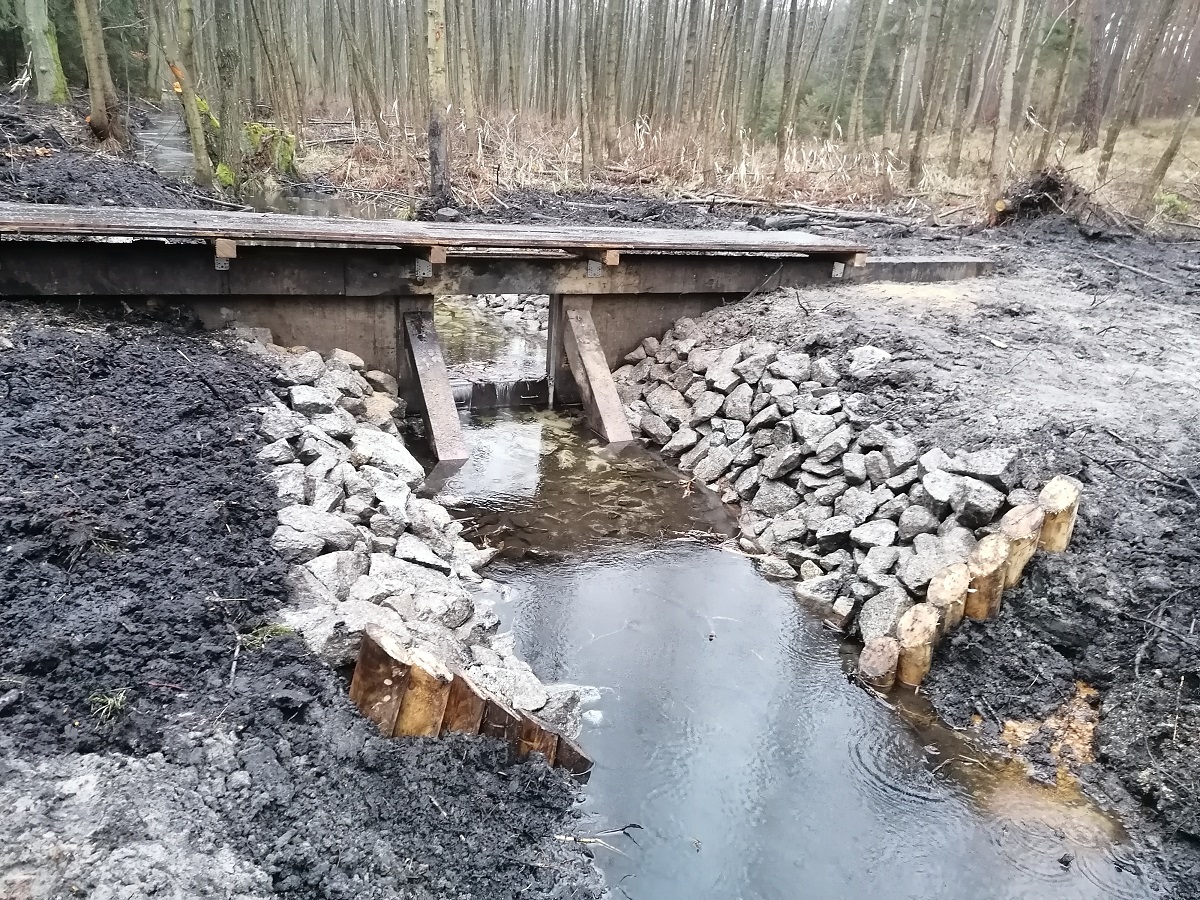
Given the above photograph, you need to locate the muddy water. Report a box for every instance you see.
[437,411,1163,900]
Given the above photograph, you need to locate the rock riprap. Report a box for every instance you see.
[247,333,589,736]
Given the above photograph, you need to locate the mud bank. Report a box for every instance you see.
[0,300,601,899]
[606,222,1200,894]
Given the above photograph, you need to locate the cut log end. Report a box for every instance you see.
[927,562,970,635]
[896,604,940,687]
[859,636,900,693]
[966,533,1012,621]
[1038,475,1082,553]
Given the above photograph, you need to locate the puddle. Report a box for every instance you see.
[442,410,1162,900]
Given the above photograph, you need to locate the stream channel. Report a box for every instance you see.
[431,298,1164,900]
[137,111,1168,894]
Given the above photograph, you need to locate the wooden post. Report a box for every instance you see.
[966,534,1012,621]
[403,311,469,464]
[555,734,593,780]
[441,672,488,736]
[559,297,634,445]
[1000,503,1045,588]
[1038,475,1082,552]
[479,694,523,750]
[517,712,559,764]
[896,604,940,687]
[859,636,900,692]
[927,563,969,635]
[393,647,454,738]
[349,626,411,734]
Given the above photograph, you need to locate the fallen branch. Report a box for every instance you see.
[1090,252,1182,288]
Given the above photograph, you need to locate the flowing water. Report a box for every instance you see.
[436,410,1163,900]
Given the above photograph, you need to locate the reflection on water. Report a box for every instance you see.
[437,410,731,556]
[448,410,1164,900]
[435,297,547,386]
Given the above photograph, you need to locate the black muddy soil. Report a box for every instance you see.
[0,299,600,899]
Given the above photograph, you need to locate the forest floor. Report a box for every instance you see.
[3,96,1200,895]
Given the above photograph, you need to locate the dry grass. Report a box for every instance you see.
[295,110,1200,228]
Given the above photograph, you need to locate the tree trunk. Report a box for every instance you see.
[849,0,889,145]
[966,0,1005,129]
[1014,0,1048,130]
[1137,80,1200,215]
[214,0,242,188]
[454,0,479,158]
[899,0,935,163]
[908,0,951,187]
[21,0,68,103]
[578,2,593,181]
[336,0,391,142]
[988,0,1026,211]
[829,0,868,140]
[165,0,213,186]
[882,4,912,152]
[1076,0,1106,152]
[428,0,452,206]
[603,0,623,157]
[1035,14,1078,169]
[774,0,803,180]
[1097,0,1180,183]
[73,0,126,145]
[146,0,172,97]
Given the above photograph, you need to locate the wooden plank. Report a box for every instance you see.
[393,647,454,737]
[440,672,488,736]
[403,312,469,464]
[479,695,522,748]
[516,712,559,764]
[561,300,634,445]
[553,734,593,780]
[0,201,868,255]
[348,626,411,735]
[214,238,238,259]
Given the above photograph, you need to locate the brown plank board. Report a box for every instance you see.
[348,626,411,735]
[440,673,488,736]
[0,202,867,256]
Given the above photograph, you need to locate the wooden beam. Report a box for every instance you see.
[214,238,238,259]
[517,712,559,764]
[348,626,412,734]
[403,312,469,464]
[441,672,488,736]
[479,695,522,749]
[559,298,634,445]
[392,647,454,737]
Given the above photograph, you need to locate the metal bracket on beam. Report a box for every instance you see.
[832,261,846,279]
[581,248,620,278]
[415,246,448,279]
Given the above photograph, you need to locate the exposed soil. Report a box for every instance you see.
[0,300,600,899]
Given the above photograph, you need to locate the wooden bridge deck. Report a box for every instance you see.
[0,202,867,258]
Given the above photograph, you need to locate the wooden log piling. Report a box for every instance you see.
[926,563,970,635]
[1000,503,1045,588]
[859,636,900,692]
[895,604,940,688]
[1038,475,1082,552]
[966,534,1013,621]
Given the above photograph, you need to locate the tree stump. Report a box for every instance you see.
[859,636,900,692]
[966,534,1012,621]
[927,563,970,635]
[1000,503,1045,587]
[896,604,941,687]
[1038,475,1082,552]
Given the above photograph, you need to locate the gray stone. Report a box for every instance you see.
[369,553,459,596]
[311,407,357,439]
[690,390,726,425]
[733,352,773,384]
[885,466,920,492]
[663,427,701,457]
[842,452,867,485]
[811,358,840,386]
[641,336,661,355]
[257,438,296,465]
[747,404,783,431]
[640,413,673,444]
[815,393,842,414]
[835,486,880,525]
[687,348,721,373]
[289,385,336,415]
[815,514,856,542]
[816,423,853,463]
[757,556,797,579]
[279,598,413,667]
[858,588,913,642]
[769,352,811,382]
[922,469,962,505]
[898,505,940,541]
[918,447,952,476]
[812,479,849,505]
[733,464,762,498]
[822,549,853,570]
[266,463,306,505]
[329,348,366,370]
[883,437,920,474]
[271,525,325,563]
[645,383,691,428]
[369,514,406,540]
[760,443,806,480]
[705,346,744,392]
[751,479,801,516]
[1007,487,1039,507]
[338,395,368,418]
[694,445,735,483]
[850,519,897,549]
[860,546,900,576]
[394,533,453,573]
[305,549,370,601]
[679,435,712,471]
[874,495,910,520]
[801,457,841,477]
[362,394,403,428]
[274,350,326,386]
[792,411,837,449]
[858,422,902,450]
[768,378,799,398]
[724,420,746,441]
[946,446,1021,492]
[278,504,361,551]
[794,573,845,604]
[260,406,306,442]
[847,345,892,378]
[722,383,754,422]
[350,428,424,487]
[908,483,947,515]
[363,370,399,395]
[897,549,949,593]
[940,527,978,562]
[864,450,892,484]
[298,425,352,465]
[949,476,1006,528]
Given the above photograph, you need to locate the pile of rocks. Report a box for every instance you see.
[613,317,1038,657]
[455,293,550,332]
[246,333,588,735]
